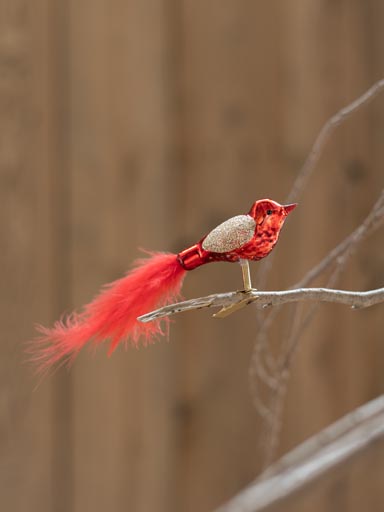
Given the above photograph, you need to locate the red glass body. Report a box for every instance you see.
[177,199,296,271]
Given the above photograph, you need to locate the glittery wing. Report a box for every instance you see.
[201,215,256,253]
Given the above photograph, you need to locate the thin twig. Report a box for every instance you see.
[255,79,384,291]
[287,79,384,204]
[295,188,384,288]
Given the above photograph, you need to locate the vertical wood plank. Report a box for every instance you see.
[68,2,180,511]
[175,2,288,511]
[0,1,57,510]
[47,0,74,509]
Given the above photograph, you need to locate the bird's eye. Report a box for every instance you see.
[266,209,273,215]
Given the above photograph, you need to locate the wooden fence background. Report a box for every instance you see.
[1,1,383,511]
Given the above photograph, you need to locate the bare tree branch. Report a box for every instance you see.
[255,185,384,467]
[249,78,384,466]
[214,395,384,512]
[138,286,384,322]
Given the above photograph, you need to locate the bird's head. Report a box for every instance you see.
[248,199,297,234]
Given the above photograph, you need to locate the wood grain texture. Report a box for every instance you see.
[0,0,57,510]
[68,1,180,511]
[0,1,383,511]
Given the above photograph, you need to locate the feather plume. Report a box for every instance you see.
[29,252,186,374]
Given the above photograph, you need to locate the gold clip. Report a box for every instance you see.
[213,291,257,318]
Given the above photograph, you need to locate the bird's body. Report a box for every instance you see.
[178,199,296,269]
[30,199,296,373]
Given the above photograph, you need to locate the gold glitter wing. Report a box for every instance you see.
[201,215,256,253]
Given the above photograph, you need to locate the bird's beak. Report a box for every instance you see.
[283,203,297,215]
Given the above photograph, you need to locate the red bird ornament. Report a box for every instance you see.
[31,199,296,373]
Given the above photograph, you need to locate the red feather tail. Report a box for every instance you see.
[29,252,186,374]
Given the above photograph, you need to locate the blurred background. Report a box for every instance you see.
[1,1,384,511]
